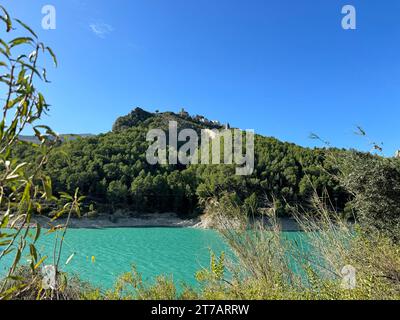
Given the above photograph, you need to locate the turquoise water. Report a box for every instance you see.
[0,228,309,290]
[0,227,228,289]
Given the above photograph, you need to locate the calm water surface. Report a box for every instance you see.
[0,227,306,289]
[0,227,227,289]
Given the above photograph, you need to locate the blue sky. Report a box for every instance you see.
[2,0,400,155]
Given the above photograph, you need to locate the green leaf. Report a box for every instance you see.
[34,223,41,243]
[9,37,34,48]
[0,46,10,59]
[42,68,51,83]
[34,255,47,270]
[0,240,12,246]
[51,209,66,222]
[0,232,12,239]
[5,161,27,181]
[12,248,22,268]
[29,50,37,62]
[59,192,73,201]
[29,244,38,261]
[41,176,53,200]
[19,61,42,79]
[0,284,27,300]
[34,125,57,137]
[6,95,24,110]
[46,46,57,67]
[0,5,12,32]
[0,118,4,140]
[2,248,15,256]
[36,93,45,115]
[0,211,10,228]
[21,181,32,204]
[17,68,27,83]
[0,38,10,55]
[14,19,38,38]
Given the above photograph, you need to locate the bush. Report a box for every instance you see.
[198,192,400,300]
[338,151,400,241]
[0,266,96,300]
[103,266,199,300]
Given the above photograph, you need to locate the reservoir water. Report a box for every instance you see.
[0,227,227,289]
[0,227,306,290]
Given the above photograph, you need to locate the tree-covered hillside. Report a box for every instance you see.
[14,107,348,216]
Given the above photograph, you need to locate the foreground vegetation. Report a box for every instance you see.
[4,191,399,300]
[4,147,400,300]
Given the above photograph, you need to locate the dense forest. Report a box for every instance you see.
[14,107,348,217]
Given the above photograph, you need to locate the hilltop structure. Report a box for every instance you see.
[113,107,227,133]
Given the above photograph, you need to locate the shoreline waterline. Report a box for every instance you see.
[2,212,302,231]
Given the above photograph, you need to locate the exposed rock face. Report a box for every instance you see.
[28,212,201,229]
[193,213,301,231]
[203,129,218,140]
[112,107,224,133]
[395,150,400,159]
[112,107,153,132]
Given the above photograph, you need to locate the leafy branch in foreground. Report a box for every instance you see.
[0,5,77,300]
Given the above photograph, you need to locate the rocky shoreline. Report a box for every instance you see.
[27,213,301,231]
[3,212,301,231]
[30,212,202,229]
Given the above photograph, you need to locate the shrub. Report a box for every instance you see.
[338,151,400,241]
[198,192,400,300]
[0,266,96,300]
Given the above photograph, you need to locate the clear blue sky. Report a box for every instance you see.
[3,0,400,155]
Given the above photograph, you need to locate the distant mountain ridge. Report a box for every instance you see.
[18,134,95,144]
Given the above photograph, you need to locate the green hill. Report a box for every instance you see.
[14,107,348,216]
